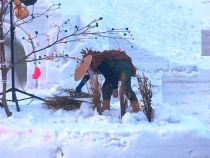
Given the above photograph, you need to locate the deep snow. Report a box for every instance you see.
[1,0,210,158]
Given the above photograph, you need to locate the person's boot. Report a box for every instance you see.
[101,100,110,112]
[131,101,141,112]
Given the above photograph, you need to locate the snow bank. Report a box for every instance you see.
[1,0,210,157]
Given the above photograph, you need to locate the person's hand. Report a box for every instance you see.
[112,88,118,98]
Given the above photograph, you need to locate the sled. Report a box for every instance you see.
[137,74,154,122]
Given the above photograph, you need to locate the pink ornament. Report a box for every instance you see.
[32,66,41,79]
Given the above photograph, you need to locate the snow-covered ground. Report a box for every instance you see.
[1,0,210,157]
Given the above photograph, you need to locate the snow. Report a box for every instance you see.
[1,0,210,158]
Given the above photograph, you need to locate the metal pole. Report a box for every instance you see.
[9,0,19,111]
[10,0,15,92]
[9,0,15,100]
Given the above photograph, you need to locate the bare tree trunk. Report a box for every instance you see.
[1,65,11,116]
[0,2,12,117]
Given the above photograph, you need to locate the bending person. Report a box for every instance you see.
[74,50,140,113]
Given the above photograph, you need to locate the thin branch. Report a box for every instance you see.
[7,17,133,70]
[24,55,81,63]
[15,3,60,27]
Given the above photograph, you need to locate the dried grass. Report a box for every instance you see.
[44,89,92,110]
[137,74,154,122]
[87,75,102,114]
